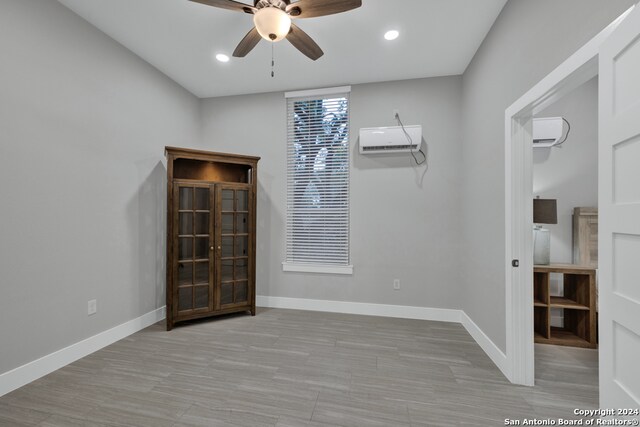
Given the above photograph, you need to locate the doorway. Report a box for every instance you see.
[531,77,599,403]
[503,6,635,388]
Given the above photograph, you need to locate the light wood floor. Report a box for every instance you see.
[0,308,598,426]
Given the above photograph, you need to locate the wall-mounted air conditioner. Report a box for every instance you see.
[359,125,422,154]
[533,117,565,148]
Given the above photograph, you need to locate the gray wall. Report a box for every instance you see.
[460,0,635,352]
[200,77,463,309]
[0,0,200,374]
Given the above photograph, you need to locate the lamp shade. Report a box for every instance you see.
[253,7,291,42]
[533,198,557,224]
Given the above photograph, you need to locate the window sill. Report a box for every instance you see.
[282,262,353,275]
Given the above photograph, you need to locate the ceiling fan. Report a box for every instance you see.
[189,0,362,61]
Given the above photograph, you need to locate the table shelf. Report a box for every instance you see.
[533,264,597,349]
[549,296,589,310]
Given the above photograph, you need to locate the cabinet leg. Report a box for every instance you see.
[251,307,256,316]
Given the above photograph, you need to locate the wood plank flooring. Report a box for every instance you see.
[0,308,599,426]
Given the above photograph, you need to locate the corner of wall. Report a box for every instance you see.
[0,307,166,398]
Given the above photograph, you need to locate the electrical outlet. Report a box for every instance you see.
[393,279,400,290]
[88,299,97,316]
[393,109,400,119]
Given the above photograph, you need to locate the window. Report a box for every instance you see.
[283,87,352,274]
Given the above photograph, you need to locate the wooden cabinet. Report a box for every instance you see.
[165,147,259,330]
[572,207,598,268]
[533,264,597,348]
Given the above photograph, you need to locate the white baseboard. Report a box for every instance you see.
[257,296,463,323]
[460,312,510,379]
[1,299,510,396]
[0,306,166,397]
[257,296,510,380]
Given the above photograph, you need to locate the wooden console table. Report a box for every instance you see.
[534,264,597,349]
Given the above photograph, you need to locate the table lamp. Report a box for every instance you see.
[533,197,557,265]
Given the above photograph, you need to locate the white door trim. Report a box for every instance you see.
[503,6,635,386]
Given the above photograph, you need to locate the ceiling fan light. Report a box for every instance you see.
[253,7,291,42]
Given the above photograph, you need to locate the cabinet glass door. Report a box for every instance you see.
[174,184,214,315]
[217,185,251,308]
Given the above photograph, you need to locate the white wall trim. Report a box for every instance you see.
[282,262,353,275]
[285,86,351,99]
[503,5,635,386]
[257,296,509,379]
[0,306,166,397]
[461,312,510,380]
[257,295,463,323]
[2,299,510,396]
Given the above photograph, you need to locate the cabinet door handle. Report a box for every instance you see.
[210,246,214,251]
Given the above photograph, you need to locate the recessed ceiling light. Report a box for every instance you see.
[216,53,230,63]
[384,30,399,41]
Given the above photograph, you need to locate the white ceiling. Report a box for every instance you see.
[57,0,507,99]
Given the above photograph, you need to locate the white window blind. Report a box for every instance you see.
[285,88,350,270]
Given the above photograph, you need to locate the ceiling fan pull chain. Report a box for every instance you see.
[271,42,275,78]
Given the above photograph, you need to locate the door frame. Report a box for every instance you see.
[503,6,635,386]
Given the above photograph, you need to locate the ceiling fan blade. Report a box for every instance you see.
[286,24,323,61]
[286,0,361,19]
[188,0,255,14]
[233,27,262,57]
